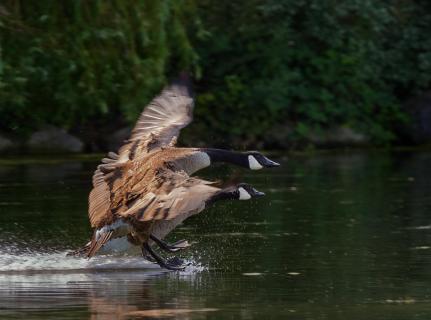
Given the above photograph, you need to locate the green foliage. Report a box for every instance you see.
[1,0,431,146]
[0,0,198,135]
[195,0,431,144]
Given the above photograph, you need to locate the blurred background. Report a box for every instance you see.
[1,0,431,153]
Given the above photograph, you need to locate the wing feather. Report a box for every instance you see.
[119,171,219,222]
[86,230,113,258]
[88,168,111,228]
[117,78,194,161]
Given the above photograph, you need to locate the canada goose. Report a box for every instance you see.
[70,76,280,270]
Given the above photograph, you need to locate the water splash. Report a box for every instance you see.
[0,250,204,274]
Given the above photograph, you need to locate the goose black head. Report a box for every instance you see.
[246,151,280,170]
[236,183,265,200]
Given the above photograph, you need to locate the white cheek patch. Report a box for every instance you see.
[248,155,263,170]
[196,152,211,167]
[238,187,251,200]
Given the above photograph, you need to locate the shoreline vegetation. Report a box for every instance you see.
[0,124,430,155]
[1,2,431,152]
[0,146,430,165]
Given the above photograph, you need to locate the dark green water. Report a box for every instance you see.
[1,151,431,319]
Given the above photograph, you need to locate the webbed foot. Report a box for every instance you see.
[143,243,186,271]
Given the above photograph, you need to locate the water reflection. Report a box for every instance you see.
[0,271,215,319]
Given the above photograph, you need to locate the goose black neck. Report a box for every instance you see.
[206,187,238,207]
[202,148,248,168]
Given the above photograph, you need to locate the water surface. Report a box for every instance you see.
[1,151,431,319]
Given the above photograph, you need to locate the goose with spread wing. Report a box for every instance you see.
[70,76,280,270]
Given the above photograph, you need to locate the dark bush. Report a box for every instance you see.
[1,1,431,148]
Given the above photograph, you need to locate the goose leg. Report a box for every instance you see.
[143,243,185,271]
[150,234,191,253]
[141,246,156,263]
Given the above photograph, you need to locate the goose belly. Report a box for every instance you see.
[99,236,141,255]
[151,216,188,241]
[95,219,140,255]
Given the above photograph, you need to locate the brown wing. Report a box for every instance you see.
[88,167,112,228]
[116,79,194,162]
[88,77,193,228]
[117,171,220,222]
[86,230,113,258]
[88,151,131,228]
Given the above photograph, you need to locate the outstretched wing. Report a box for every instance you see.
[88,77,193,228]
[117,171,220,222]
[117,77,194,162]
